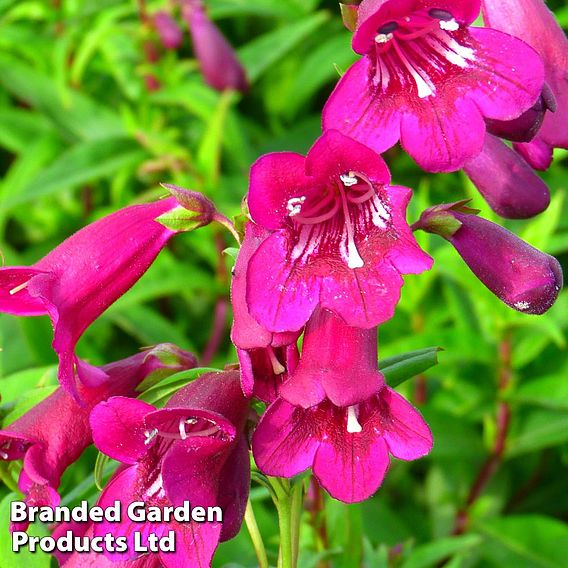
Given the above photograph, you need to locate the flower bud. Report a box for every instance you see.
[153,11,184,50]
[414,203,563,314]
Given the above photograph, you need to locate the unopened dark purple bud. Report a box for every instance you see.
[486,85,556,143]
[449,213,563,315]
[464,134,550,219]
[154,11,184,50]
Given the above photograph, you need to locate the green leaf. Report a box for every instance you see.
[401,535,482,568]
[0,493,51,567]
[238,12,329,83]
[379,347,442,388]
[508,367,568,410]
[1,137,147,208]
[506,409,568,457]
[0,54,124,141]
[478,515,568,568]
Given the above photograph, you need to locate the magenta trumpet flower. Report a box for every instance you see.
[414,202,563,314]
[231,222,300,400]
[0,198,183,398]
[0,345,196,532]
[89,371,250,566]
[182,0,248,93]
[253,387,432,503]
[322,0,545,172]
[246,129,432,333]
[481,0,568,168]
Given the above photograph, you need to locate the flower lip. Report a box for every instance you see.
[144,407,236,446]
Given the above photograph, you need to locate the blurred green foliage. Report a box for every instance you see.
[0,0,567,567]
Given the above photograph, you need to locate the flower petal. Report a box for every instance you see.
[322,58,402,156]
[400,95,485,172]
[248,152,309,230]
[252,399,319,478]
[90,397,155,464]
[313,435,390,503]
[379,388,433,460]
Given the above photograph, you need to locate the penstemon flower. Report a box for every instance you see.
[89,371,250,566]
[253,387,432,503]
[246,129,432,333]
[323,0,545,172]
[0,199,182,398]
[0,345,196,532]
[231,222,300,400]
[153,11,184,50]
[414,202,564,314]
[481,0,568,170]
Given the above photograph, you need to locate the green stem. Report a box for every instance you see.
[290,480,305,567]
[244,499,269,568]
[270,478,295,568]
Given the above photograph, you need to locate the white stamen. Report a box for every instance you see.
[179,418,188,440]
[375,32,393,44]
[439,19,459,31]
[0,451,9,459]
[432,29,476,63]
[347,405,362,434]
[9,281,30,295]
[340,172,358,187]
[287,196,306,217]
[268,348,285,375]
[514,301,530,311]
[144,428,158,445]
[186,418,198,425]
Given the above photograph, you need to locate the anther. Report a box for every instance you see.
[144,428,158,445]
[287,196,306,217]
[340,172,358,187]
[346,405,363,434]
[375,32,393,44]
[428,8,454,21]
[267,347,285,375]
[179,418,188,440]
[378,21,398,35]
[0,451,8,459]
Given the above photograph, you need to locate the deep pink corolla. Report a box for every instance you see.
[0,199,179,399]
[322,0,545,172]
[253,386,432,503]
[246,130,432,333]
[231,222,300,400]
[0,345,196,532]
[482,0,568,169]
[90,371,250,567]
[280,308,384,408]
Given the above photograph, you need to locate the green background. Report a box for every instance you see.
[0,0,567,566]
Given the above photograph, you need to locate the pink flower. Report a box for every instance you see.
[231,222,300,400]
[182,0,248,93]
[414,202,564,314]
[481,0,568,169]
[0,199,181,398]
[89,371,250,566]
[322,0,545,172]
[0,345,196,532]
[246,130,432,333]
[253,387,432,503]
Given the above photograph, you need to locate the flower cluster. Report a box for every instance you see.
[0,0,565,566]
